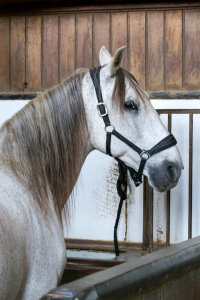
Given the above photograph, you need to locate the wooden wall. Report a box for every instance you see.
[0,9,200,93]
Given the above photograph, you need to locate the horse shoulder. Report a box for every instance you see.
[0,166,66,299]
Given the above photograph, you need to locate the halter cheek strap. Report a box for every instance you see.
[89,66,177,256]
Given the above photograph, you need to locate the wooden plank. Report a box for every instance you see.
[111,12,128,69]
[76,13,92,69]
[0,17,9,91]
[59,14,75,81]
[42,15,58,89]
[143,288,161,300]
[132,296,143,300]
[161,268,200,300]
[165,10,182,90]
[65,238,141,252]
[129,11,145,88]
[147,11,164,91]
[61,257,121,285]
[161,278,176,300]
[1,3,200,16]
[184,10,200,89]
[10,16,25,91]
[26,16,42,91]
[44,237,200,299]
[93,13,110,66]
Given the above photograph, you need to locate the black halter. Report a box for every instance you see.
[90,66,177,256]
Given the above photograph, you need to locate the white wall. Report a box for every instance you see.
[0,99,200,245]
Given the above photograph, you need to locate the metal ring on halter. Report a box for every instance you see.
[140,150,150,160]
[105,125,115,133]
[97,102,108,117]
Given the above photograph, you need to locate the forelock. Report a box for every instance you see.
[112,68,148,113]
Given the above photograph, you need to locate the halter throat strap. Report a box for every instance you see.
[89,66,177,186]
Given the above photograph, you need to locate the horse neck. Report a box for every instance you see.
[0,70,90,220]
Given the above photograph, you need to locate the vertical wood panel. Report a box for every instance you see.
[129,12,145,88]
[76,14,92,69]
[10,16,25,91]
[161,269,200,300]
[60,14,75,81]
[184,10,200,89]
[26,16,42,91]
[147,12,164,91]
[93,13,110,66]
[111,12,128,69]
[1,10,200,93]
[132,295,144,300]
[165,10,182,90]
[143,288,161,300]
[0,17,9,91]
[43,15,58,89]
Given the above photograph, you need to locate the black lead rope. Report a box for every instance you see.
[89,66,177,257]
[114,161,128,256]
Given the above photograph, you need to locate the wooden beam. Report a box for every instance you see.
[42,236,200,299]
[0,2,200,16]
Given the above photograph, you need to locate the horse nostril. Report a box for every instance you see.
[167,165,178,181]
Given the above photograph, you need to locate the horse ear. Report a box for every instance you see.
[110,46,126,76]
[99,46,112,66]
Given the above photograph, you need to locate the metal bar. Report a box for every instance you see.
[166,191,170,246]
[151,92,200,99]
[166,113,172,246]
[143,176,149,251]
[124,199,128,242]
[1,92,200,101]
[157,109,200,114]
[0,93,38,100]
[143,177,153,253]
[148,186,153,252]
[2,94,200,101]
[188,113,193,239]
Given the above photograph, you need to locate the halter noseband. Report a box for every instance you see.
[90,66,177,256]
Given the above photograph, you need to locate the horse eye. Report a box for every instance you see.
[125,101,137,111]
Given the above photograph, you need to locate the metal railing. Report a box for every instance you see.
[143,108,200,252]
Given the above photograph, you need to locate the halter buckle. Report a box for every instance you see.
[105,125,115,133]
[97,102,108,117]
[140,150,150,160]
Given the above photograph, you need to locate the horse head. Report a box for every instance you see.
[83,46,183,192]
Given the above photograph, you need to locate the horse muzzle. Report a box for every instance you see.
[148,160,182,192]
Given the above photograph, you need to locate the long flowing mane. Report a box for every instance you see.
[0,69,89,221]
